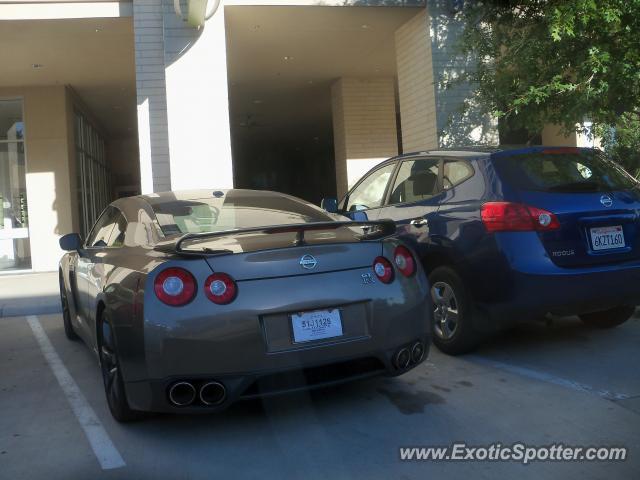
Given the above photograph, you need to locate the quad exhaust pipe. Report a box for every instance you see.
[394,348,411,369]
[394,341,425,370]
[168,380,227,407]
[199,381,227,406]
[168,381,196,406]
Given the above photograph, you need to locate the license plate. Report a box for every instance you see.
[291,309,343,343]
[590,225,625,251]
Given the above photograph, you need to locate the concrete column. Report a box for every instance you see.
[162,0,234,190]
[331,78,399,199]
[21,87,75,271]
[395,9,438,153]
[133,0,172,193]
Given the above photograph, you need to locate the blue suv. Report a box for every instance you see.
[322,147,640,354]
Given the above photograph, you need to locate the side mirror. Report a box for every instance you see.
[59,233,82,252]
[321,197,338,213]
[349,210,369,222]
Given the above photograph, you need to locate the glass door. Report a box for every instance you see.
[0,99,31,272]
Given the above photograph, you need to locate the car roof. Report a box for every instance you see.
[135,189,301,206]
[396,145,595,160]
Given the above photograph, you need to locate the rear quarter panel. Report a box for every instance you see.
[421,158,518,304]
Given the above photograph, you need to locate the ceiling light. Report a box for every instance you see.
[283,56,294,61]
[31,63,44,69]
[361,24,371,29]
[95,27,102,32]
[252,99,263,105]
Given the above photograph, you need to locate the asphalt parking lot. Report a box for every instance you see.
[1,313,639,480]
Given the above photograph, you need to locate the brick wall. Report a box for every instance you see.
[331,78,399,198]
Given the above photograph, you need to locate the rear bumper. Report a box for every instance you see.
[118,253,431,413]
[124,338,429,413]
[478,262,640,327]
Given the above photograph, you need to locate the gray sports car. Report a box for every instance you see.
[58,189,431,421]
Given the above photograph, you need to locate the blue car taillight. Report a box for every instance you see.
[481,202,560,233]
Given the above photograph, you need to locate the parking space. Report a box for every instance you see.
[1,313,639,479]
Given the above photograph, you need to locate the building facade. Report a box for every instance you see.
[0,0,590,273]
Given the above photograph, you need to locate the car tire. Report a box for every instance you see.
[98,312,143,423]
[59,273,79,341]
[579,306,636,329]
[428,266,481,355]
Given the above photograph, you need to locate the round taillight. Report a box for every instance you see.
[154,268,196,306]
[204,273,237,305]
[394,245,416,277]
[373,256,394,284]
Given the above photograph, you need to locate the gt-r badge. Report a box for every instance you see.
[600,194,613,208]
[361,273,375,285]
[299,254,318,270]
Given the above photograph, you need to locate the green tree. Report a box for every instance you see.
[457,0,640,165]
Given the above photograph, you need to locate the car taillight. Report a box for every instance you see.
[481,202,560,233]
[393,246,416,277]
[154,268,197,306]
[204,273,237,305]
[373,256,394,284]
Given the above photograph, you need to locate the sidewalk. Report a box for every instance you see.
[0,272,61,318]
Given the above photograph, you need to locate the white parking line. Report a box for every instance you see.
[467,355,632,401]
[27,315,126,470]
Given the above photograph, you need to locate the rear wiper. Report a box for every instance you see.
[547,181,604,192]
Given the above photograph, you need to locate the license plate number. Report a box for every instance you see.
[590,225,625,251]
[291,309,343,343]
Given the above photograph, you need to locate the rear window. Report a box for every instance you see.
[151,191,334,236]
[493,150,639,193]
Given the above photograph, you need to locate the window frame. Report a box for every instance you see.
[340,160,400,213]
[383,156,444,208]
[83,206,128,250]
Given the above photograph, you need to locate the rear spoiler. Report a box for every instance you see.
[154,220,397,256]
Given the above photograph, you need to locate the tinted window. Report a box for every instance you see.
[152,191,333,236]
[85,207,117,247]
[494,151,638,193]
[107,212,127,247]
[443,160,474,190]
[345,163,395,212]
[389,158,440,204]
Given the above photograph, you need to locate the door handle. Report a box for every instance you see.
[410,218,428,228]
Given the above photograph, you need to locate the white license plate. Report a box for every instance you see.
[291,309,343,343]
[590,225,625,251]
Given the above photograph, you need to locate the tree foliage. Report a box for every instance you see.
[458,0,640,138]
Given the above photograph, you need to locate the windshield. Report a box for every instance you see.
[150,190,335,237]
[493,150,639,193]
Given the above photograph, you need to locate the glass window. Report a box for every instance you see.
[389,158,440,204]
[107,212,127,247]
[345,163,396,212]
[152,190,334,236]
[493,150,639,193]
[0,99,30,272]
[85,207,118,248]
[75,111,111,237]
[443,160,474,190]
